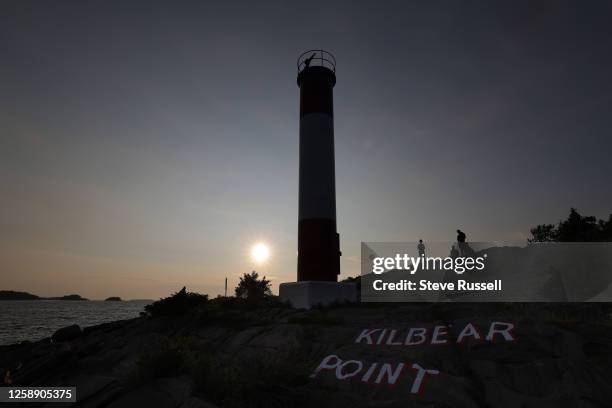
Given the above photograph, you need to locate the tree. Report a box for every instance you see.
[556,208,600,241]
[528,224,557,242]
[235,271,272,301]
[529,208,612,242]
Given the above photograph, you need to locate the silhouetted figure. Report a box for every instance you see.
[456,229,467,255]
[303,52,316,68]
[417,239,425,257]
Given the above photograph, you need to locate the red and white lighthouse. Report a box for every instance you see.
[280,50,355,309]
[296,50,341,282]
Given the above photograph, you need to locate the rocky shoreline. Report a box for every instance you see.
[2,301,612,407]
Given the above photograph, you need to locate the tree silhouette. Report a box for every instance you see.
[529,223,558,242]
[529,208,612,242]
[235,271,272,301]
[144,286,209,316]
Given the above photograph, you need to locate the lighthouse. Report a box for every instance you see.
[279,50,356,309]
[296,50,340,282]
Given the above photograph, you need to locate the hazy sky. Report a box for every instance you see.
[1,1,611,299]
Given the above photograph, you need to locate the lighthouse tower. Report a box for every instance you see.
[297,50,340,282]
[279,50,356,309]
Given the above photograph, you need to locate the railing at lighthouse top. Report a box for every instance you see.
[297,50,336,75]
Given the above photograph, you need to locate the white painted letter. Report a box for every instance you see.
[456,323,480,343]
[355,329,381,345]
[361,363,378,383]
[310,354,341,378]
[375,362,405,385]
[410,363,439,394]
[431,325,449,345]
[386,329,403,345]
[405,328,427,345]
[486,322,514,342]
[376,329,388,345]
[336,360,363,380]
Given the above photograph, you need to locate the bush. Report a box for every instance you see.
[235,271,272,302]
[144,287,209,317]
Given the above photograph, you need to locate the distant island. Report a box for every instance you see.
[0,291,88,301]
[0,290,40,300]
[105,296,122,301]
[47,294,88,301]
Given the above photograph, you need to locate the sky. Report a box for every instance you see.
[1,1,611,299]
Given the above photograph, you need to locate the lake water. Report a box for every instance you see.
[0,300,152,345]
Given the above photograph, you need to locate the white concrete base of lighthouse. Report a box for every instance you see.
[279,281,357,310]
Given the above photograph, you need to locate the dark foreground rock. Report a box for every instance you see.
[52,324,83,342]
[1,302,611,407]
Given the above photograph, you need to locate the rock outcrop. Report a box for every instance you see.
[1,302,611,407]
[52,324,83,342]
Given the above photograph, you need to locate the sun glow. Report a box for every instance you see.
[251,243,270,264]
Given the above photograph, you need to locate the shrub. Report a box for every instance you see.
[144,287,209,317]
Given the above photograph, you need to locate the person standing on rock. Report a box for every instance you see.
[417,240,426,257]
[456,229,467,255]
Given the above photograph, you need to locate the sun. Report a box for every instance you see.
[251,243,270,264]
